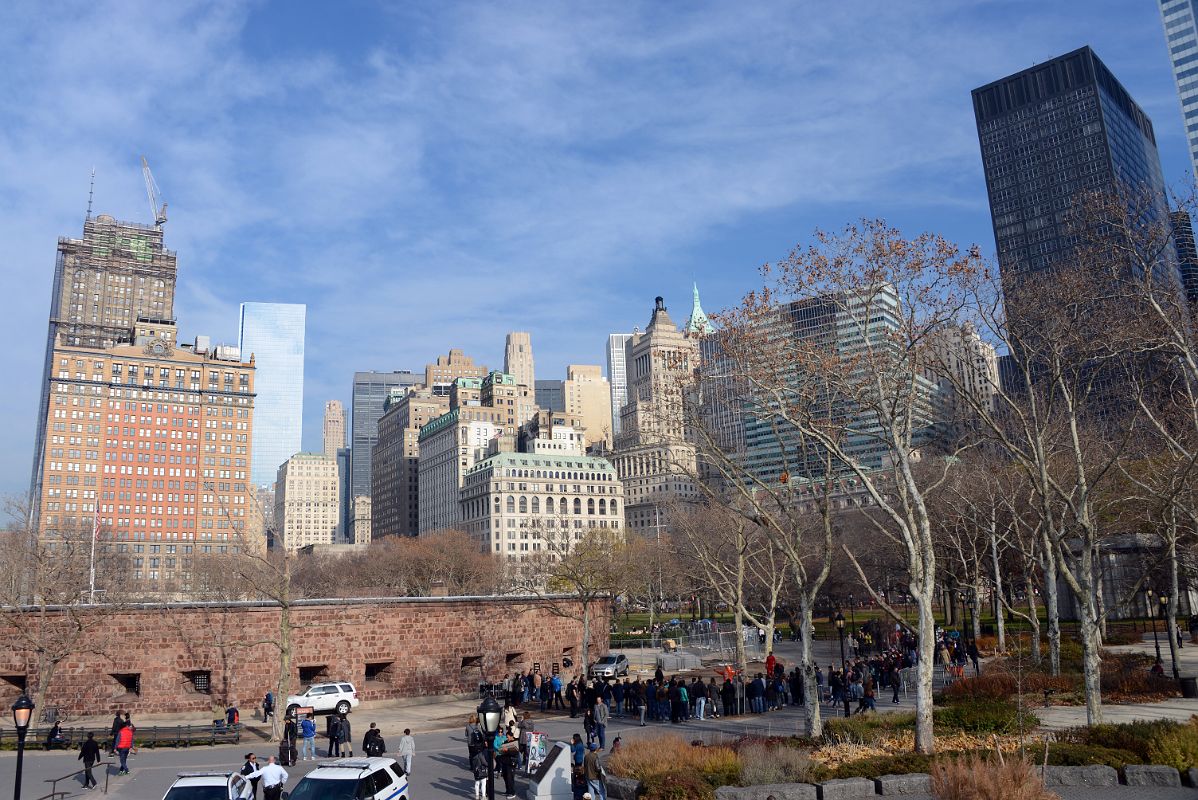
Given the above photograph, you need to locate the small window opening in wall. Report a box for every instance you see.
[299,665,327,684]
[111,673,141,696]
[461,655,483,670]
[0,675,26,691]
[364,662,393,683]
[505,652,525,666]
[185,670,211,694]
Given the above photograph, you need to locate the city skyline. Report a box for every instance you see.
[0,2,1195,496]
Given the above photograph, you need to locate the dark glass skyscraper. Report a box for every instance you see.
[350,370,421,499]
[972,47,1172,300]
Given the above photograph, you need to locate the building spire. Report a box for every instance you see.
[686,282,715,335]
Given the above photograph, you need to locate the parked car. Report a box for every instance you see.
[288,757,410,800]
[589,654,630,678]
[285,682,360,717]
[161,771,235,800]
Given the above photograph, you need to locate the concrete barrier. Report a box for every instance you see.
[817,777,876,799]
[715,784,818,800]
[873,773,932,795]
[1124,764,1182,787]
[1039,765,1118,787]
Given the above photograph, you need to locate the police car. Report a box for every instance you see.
[161,771,237,800]
[288,758,409,800]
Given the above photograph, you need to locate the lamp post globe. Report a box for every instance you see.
[1146,586,1162,662]
[12,693,34,800]
[476,695,501,800]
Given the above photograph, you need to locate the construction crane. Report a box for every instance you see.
[141,156,168,227]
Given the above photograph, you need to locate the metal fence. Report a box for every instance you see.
[612,629,766,671]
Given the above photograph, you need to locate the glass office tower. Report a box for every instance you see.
[350,370,421,499]
[1160,0,1198,179]
[972,46,1174,319]
[238,302,306,486]
[605,333,632,437]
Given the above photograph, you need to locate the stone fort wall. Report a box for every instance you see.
[0,595,609,716]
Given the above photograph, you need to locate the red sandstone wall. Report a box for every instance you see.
[0,596,610,717]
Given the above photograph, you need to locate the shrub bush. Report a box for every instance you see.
[1044,741,1139,769]
[823,711,915,744]
[606,736,740,784]
[822,752,934,780]
[932,752,1056,800]
[935,699,1038,735]
[738,742,816,786]
[1103,626,1143,645]
[639,770,716,800]
[1145,716,1198,772]
[940,673,1017,702]
[1065,717,1198,771]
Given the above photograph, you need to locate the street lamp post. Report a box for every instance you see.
[847,593,857,633]
[12,694,34,800]
[965,589,976,645]
[1161,593,1179,679]
[476,695,501,800]
[835,612,849,718]
[1147,587,1162,663]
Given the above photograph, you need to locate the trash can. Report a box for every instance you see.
[1180,676,1198,699]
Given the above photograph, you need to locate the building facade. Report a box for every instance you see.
[238,302,305,487]
[611,297,700,537]
[424,349,488,395]
[350,495,372,544]
[972,46,1175,326]
[534,380,565,412]
[36,318,259,590]
[504,332,536,394]
[1159,0,1198,180]
[323,400,346,459]
[563,365,613,451]
[371,387,449,538]
[605,333,632,438]
[350,370,422,499]
[31,213,179,519]
[460,414,624,559]
[274,452,339,551]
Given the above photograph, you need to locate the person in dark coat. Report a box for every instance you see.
[337,715,353,757]
[240,753,261,799]
[327,715,342,757]
[79,732,101,789]
[109,712,123,754]
[720,678,736,717]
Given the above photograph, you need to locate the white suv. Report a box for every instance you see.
[161,772,235,800]
[288,758,409,800]
[286,682,360,716]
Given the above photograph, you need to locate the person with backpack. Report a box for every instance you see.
[465,713,485,761]
[300,714,317,761]
[471,746,490,800]
[363,722,386,758]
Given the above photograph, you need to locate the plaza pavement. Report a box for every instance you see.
[2,635,1196,798]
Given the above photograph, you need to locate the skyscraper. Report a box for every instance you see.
[1171,210,1198,307]
[605,333,632,437]
[972,46,1173,319]
[30,213,178,507]
[350,370,422,498]
[503,332,535,391]
[323,400,346,458]
[239,303,306,486]
[685,283,716,336]
[534,379,565,411]
[1159,1,1198,179]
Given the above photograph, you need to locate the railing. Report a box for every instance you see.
[35,761,112,799]
[0,723,245,750]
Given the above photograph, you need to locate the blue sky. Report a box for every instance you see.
[0,1,1191,496]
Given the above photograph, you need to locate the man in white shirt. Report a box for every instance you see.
[243,755,288,800]
[396,728,415,775]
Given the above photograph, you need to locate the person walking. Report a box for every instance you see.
[108,711,123,755]
[337,715,353,757]
[262,692,274,723]
[300,714,317,761]
[78,732,101,789]
[396,728,415,775]
[113,721,134,775]
[592,697,609,750]
[583,742,606,800]
[244,755,288,800]
[471,747,490,800]
[363,722,386,758]
[240,753,261,800]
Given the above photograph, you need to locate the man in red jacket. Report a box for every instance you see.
[114,722,135,775]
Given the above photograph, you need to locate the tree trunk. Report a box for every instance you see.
[913,589,936,754]
[1041,547,1061,676]
[1025,573,1042,666]
[798,598,823,738]
[991,525,1006,653]
[274,602,292,741]
[971,591,983,644]
[1079,600,1104,725]
[581,601,591,677]
[1167,534,1181,678]
[733,603,746,675]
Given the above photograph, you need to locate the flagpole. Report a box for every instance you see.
[89,504,97,603]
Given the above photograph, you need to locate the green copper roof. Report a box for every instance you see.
[686,282,715,335]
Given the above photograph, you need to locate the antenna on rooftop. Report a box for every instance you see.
[141,156,168,227]
[86,168,95,220]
